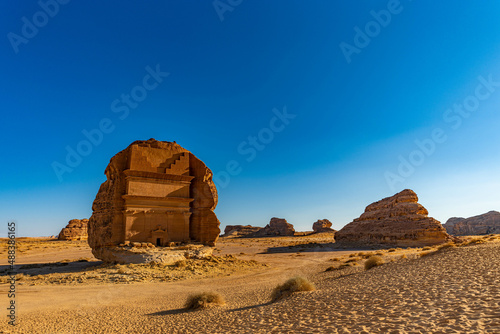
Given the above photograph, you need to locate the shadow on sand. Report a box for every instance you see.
[262,242,341,254]
[0,260,103,276]
[148,301,273,317]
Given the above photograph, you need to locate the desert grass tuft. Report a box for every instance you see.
[185,292,226,310]
[364,256,384,270]
[174,260,187,268]
[436,242,457,251]
[271,276,315,302]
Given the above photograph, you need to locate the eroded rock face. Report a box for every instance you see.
[443,211,500,236]
[88,139,220,263]
[312,219,335,233]
[336,189,451,247]
[253,218,295,237]
[223,225,262,238]
[58,219,88,240]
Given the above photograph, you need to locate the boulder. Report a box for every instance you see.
[335,189,452,247]
[443,211,500,236]
[88,139,220,263]
[252,218,295,237]
[312,219,335,233]
[58,219,88,241]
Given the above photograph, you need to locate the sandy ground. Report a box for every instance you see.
[0,234,499,333]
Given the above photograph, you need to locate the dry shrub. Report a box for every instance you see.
[387,248,396,252]
[329,257,341,262]
[348,253,357,258]
[345,257,360,263]
[174,260,187,268]
[436,242,457,251]
[400,254,407,259]
[422,246,432,251]
[271,276,315,302]
[357,252,366,256]
[419,251,435,257]
[374,252,384,256]
[325,266,338,272]
[185,292,225,310]
[364,256,384,270]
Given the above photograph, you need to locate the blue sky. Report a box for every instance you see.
[1,0,499,237]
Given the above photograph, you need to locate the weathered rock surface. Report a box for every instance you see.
[58,219,88,240]
[336,189,452,247]
[101,244,214,265]
[443,211,500,236]
[252,218,295,237]
[223,225,262,238]
[88,139,220,263]
[312,219,336,233]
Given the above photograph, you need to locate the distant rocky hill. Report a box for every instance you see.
[443,211,500,236]
[312,219,336,233]
[58,219,88,240]
[222,218,296,238]
[223,225,262,237]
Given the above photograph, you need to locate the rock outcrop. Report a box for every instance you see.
[443,211,500,236]
[252,218,295,237]
[223,225,262,238]
[58,219,89,240]
[88,139,220,263]
[335,189,451,247]
[312,219,335,233]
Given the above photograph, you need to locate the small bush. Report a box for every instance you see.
[174,260,187,268]
[345,257,360,263]
[374,252,384,256]
[329,257,341,262]
[185,292,225,310]
[400,254,407,259]
[419,251,434,257]
[325,266,338,272]
[364,256,384,270]
[422,246,432,251]
[271,276,315,301]
[387,248,396,252]
[357,252,366,256]
[436,242,457,250]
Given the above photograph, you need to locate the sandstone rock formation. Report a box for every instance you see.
[88,139,220,263]
[312,219,336,233]
[252,218,295,237]
[443,211,500,236]
[58,219,89,240]
[223,225,262,238]
[336,189,452,247]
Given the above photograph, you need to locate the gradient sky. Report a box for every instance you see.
[1,1,500,237]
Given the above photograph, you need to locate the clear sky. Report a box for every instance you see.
[1,1,500,237]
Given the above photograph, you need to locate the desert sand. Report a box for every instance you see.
[1,233,499,333]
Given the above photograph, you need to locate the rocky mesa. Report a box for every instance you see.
[252,218,295,237]
[335,189,452,247]
[443,211,500,236]
[88,139,220,263]
[312,219,336,233]
[58,219,89,240]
